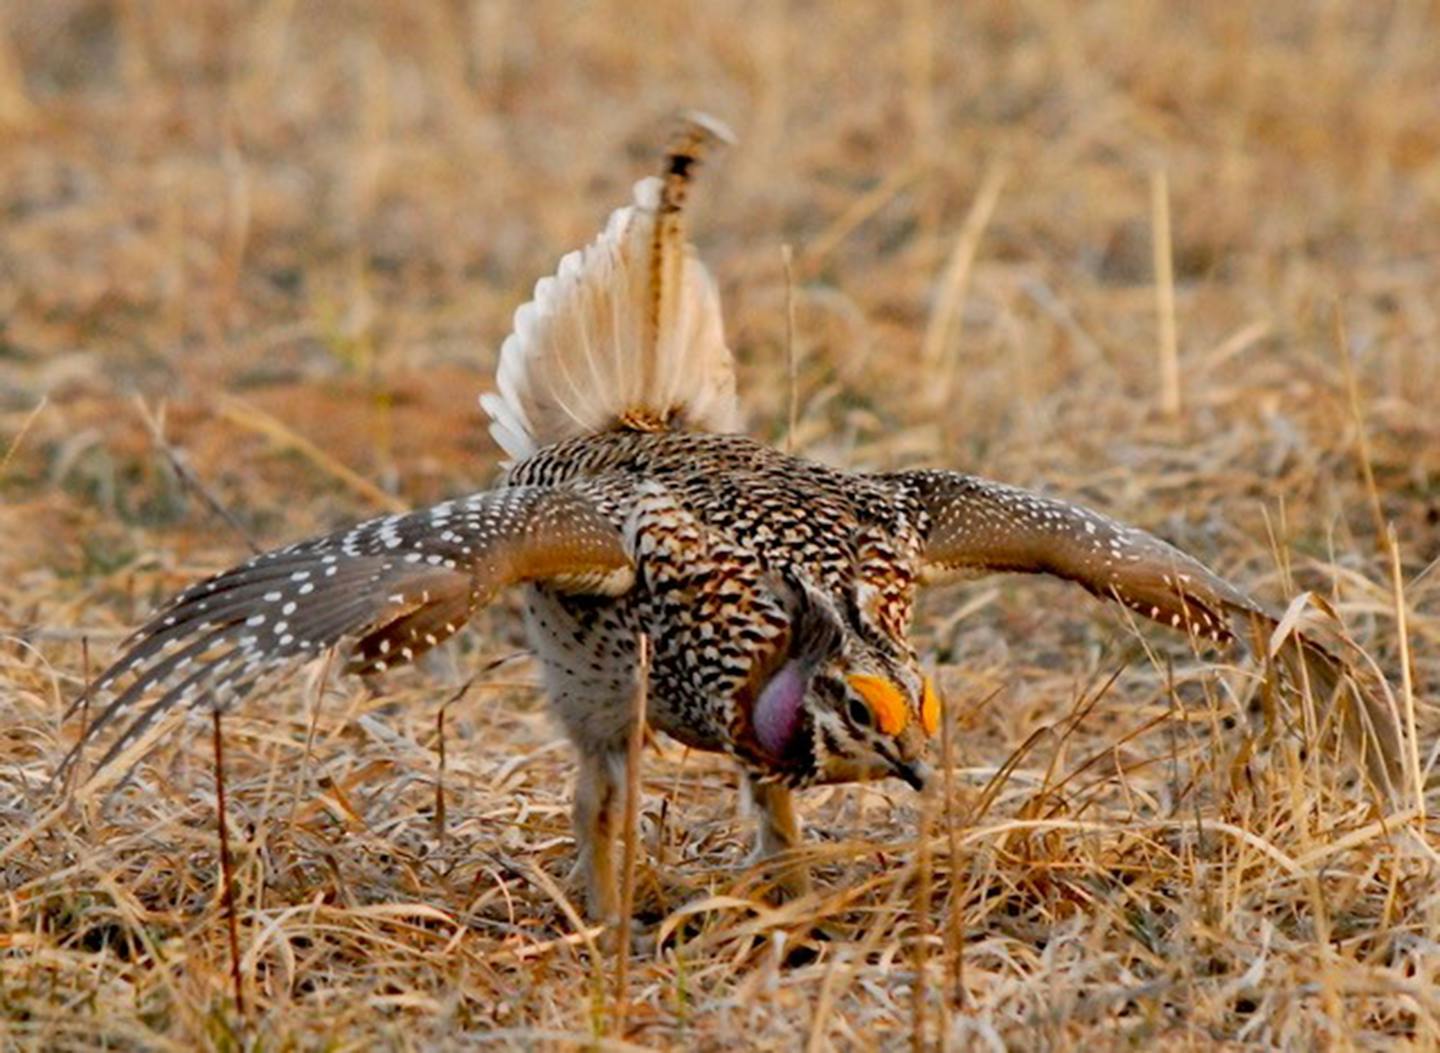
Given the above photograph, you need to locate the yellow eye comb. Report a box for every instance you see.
[846,674,910,736]
[921,676,940,737]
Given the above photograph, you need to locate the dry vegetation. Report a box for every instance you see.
[3,2,1440,1049]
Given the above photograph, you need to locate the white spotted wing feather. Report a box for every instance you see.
[63,487,634,780]
[895,469,1405,795]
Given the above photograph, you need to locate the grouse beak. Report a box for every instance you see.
[892,757,933,792]
[889,723,933,791]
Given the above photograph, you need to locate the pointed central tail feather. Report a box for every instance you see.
[480,113,740,462]
[891,469,1407,798]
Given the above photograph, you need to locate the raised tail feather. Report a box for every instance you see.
[480,113,740,461]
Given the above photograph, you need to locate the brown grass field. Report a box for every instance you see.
[3,2,1440,1049]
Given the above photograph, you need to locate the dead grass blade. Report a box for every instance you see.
[211,708,246,1020]
[135,397,261,553]
[1151,167,1180,418]
[802,163,922,274]
[613,633,650,1032]
[217,394,408,513]
[1387,524,1426,821]
[922,163,1008,399]
[0,394,46,479]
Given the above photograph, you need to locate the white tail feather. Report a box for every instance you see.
[481,118,739,461]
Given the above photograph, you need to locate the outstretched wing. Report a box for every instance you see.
[889,469,1404,796]
[893,470,1255,640]
[65,485,633,779]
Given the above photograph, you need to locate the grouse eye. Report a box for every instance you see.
[846,696,873,729]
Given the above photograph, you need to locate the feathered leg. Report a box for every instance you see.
[571,748,624,924]
[745,772,812,899]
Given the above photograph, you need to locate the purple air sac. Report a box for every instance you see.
[754,660,807,757]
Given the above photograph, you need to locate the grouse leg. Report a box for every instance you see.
[570,748,626,924]
[745,772,812,899]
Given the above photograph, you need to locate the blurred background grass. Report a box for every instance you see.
[2,2,1439,1049]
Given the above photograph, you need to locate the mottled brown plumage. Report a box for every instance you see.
[61,116,1404,922]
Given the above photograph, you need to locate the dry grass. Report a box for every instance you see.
[3,2,1440,1049]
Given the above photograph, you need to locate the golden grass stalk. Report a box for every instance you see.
[218,394,408,514]
[0,10,34,129]
[802,164,921,275]
[211,708,246,1020]
[1388,525,1425,821]
[922,163,1007,401]
[909,790,932,1053]
[938,674,965,1011]
[782,243,799,453]
[1336,306,1391,554]
[136,397,260,554]
[1151,167,1180,418]
[613,633,651,1031]
[0,395,46,479]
